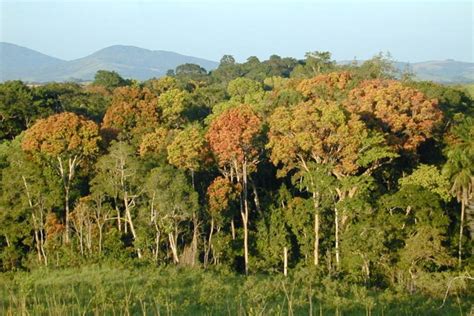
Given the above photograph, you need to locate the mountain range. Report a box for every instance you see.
[0,42,218,83]
[1,42,473,84]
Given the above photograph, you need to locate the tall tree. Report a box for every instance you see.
[207,105,262,274]
[442,117,473,266]
[22,112,101,242]
[91,141,143,258]
[145,166,198,264]
[268,100,396,268]
[167,123,210,265]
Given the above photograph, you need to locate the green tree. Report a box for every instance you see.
[91,141,143,258]
[442,116,473,266]
[144,166,198,264]
[93,70,129,90]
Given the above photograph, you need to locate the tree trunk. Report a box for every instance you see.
[313,192,320,266]
[459,198,465,267]
[242,162,249,275]
[251,180,261,213]
[335,206,340,269]
[191,212,198,266]
[64,185,70,243]
[124,192,141,259]
[155,230,160,262]
[205,218,214,266]
[169,232,179,264]
[231,219,236,240]
[283,246,288,277]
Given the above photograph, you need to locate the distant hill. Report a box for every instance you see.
[0,43,219,82]
[339,59,474,84]
[0,42,66,82]
[1,42,472,83]
[403,60,474,83]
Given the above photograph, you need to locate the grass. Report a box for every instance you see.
[0,265,472,315]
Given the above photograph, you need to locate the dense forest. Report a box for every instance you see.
[0,52,473,314]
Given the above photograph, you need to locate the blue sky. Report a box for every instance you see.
[0,0,472,62]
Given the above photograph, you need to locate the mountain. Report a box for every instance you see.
[0,42,66,82]
[0,43,219,82]
[1,42,473,83]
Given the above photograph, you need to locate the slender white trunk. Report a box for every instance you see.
[335,206,340,269]
[313,192,320,266]
[169,233,179,263]
[242,161,249,275]
[459,198,465,267]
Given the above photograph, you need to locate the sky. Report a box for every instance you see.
[0,0,472,63]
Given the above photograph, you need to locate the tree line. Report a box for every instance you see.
[0,52,472,297]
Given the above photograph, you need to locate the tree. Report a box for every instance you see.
[206,176,241,265]
[139,127,173,159]
[220,55,236,66]
[345,80,443,152]
[297,71,354,101]
[145,166,198,264]
[157,88,188,128]
[207,105,262,274]
[0,81,60,140]
[355,52,398,80]
[167,123,209,185]
[91,141,143,258]
[167,124,210,265]
[442,116,473,266]
[93,70,129,90]
[22,112,101,242]
[268,99,396,268]
[102,86,160,140]
[0,138,62,268]
[143,76,180,95]
[290,51,335,79]
[227,78,264,103]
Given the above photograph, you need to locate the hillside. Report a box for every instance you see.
[0,42,66,82]
[407,60,474,83]
[0,43,218,82]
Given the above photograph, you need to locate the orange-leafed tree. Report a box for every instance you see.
[345,80,443,152]
[267,100,396,268]
[296,71,355,101]
[206,105,262,274]
[102,86,160,140]
[22,112,101,241]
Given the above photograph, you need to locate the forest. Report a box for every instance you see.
[0,52,473,315]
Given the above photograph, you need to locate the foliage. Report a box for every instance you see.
[1,51,473,311]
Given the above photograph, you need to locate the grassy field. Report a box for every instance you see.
[0,265,472,315]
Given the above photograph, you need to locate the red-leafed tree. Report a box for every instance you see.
[206,105,262,274]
